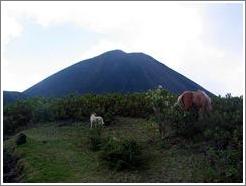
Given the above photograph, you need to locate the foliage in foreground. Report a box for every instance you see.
[99,137,143,171]
[3,89,243,182]
[87,127,144,171]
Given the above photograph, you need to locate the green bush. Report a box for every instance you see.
[15,133,27,146]
[4,101,33,135]
[204,127,231,150]
[87,127,103,151]
[102,111,116,126]
[145,87,178,138]
[99,137,143,171]
[205,147,242,182]
[171,107,200,139]
[32,103,54,122]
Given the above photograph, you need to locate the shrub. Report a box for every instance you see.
[170,106,200,139]
[32,103,54,122]
[204,127,231,150]
[4,101,33,135]
[145,87,177,138]
[102,110,116,126]
[87,127,103,151]
[99,137,143,171]
[205,147,242,182]
[15,133,27,146]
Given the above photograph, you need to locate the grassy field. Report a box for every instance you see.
[4,117,218,183]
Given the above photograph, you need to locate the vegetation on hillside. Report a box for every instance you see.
[3,88,243,183]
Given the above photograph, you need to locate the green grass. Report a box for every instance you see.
[4,117,219,183]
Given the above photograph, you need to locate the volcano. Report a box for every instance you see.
[23,50,212,97]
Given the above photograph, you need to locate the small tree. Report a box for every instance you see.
[145,86,176,139]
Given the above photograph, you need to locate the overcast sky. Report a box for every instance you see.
[1,1,244,96]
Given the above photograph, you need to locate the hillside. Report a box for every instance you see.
[3,118,222,183]
[3,91,28,105]
[3,90,243,183]
[23,50,212,97]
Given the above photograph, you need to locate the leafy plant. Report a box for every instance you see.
[87,127,103,151]
[205,147,242,182]
[4,101,33,135]
[99,137,143,171]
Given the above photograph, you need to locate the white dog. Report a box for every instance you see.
[90,113,104,128]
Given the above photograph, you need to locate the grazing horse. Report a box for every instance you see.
[175,90,212,118]
[90,113,104,128]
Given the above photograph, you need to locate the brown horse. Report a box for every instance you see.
[175,90,212,118]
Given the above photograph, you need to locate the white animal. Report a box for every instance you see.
[90,113,104,128]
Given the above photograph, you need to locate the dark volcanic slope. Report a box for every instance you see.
[23,50,212,97]
[3,91,28,105]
